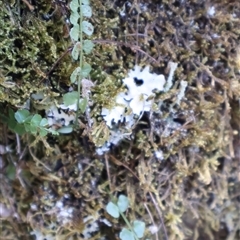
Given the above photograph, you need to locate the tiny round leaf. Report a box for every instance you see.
[79,97,88,112]
[63,91,79,106]
[71,42,81,60]
[70,24,79,41]
[133,220,146,238]
[70,11,80,25]
[106,202,119,218]
[119,228,135,240]
[82,0,90,5]
[57,126,73,134]
[70,0,79,11]
[83,40,94,54]
[39,129,48,137]
[117,195,129,213]
[80,63,91,78]
[15,109,30,123]
[82,21,94,36]
[31,114,42,126]
[13,123,26,135]
[40,118,48,127]
[70,67,81,84]
[82,5,92,17]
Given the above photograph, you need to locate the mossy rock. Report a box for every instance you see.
[0,0,239,240]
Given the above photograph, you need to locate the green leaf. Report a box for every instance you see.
[39,128,48,137]
[63,91,79,106]
[70,24,79,41]
[70,67,81,84]
[0,113,9,124]
[70,0,79,11]
[30,114,42,126]
[8,118,17,130]
[70,11,80,25]
[82,21,94,36]
[57,126,73,134]
[82,5,92,17]
[24,116,34,124]
[119,228,135,240]
[13,123,26,135]
[24,123,31,132]
[82,0,90,5]
[9,108,15,119]
[106,202,120,218]
[24,123,38,135]
[80,62,91,78]
[133,220,145,238]
[6,109,17,129]
[6,163,16,180]
[29,124,38,135]
[6,109,18,132]
[47,128,59,135]
[71,42,81,60]
[15,109,30,123]
[40,118,48,127]
[117,195,129,213]
[83,40,94,54]
[79,97,88,112]
[8,109,15,124]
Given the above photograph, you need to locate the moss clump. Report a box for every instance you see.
[0,0,71,107]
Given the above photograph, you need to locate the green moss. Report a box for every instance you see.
[0,0,71,107]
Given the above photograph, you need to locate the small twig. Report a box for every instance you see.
[122,33,148,37]
[109,154,139,181]
[149,192,168,240]
[104,154,113,193]
[6,5,16,25]
[21,0,34,11]
[92,39,159,64]
[144,202,159,240]
[134,0,140,65]
[230,192,240,200]
[38,47,72,86]
[19,146,27,161]
[75,0,84,128]
[194,61,230,88]
[15,134,21,155]
[28,147,52,171]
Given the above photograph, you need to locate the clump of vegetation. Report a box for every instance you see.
[63,0,95,120]
[106,194,146,240]
[0,109,58,136]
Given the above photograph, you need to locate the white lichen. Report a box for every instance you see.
[82,215,99,239]
[99,63,180,154]
[154,149,164,160]
[164,62,178,92]
[46,105,75,127]
[207,6,215,17]
[176,80,188,105]
[96,128,131,155]
[30,229,55,240]
[101,64,172,128]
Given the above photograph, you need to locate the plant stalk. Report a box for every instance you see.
[75,0,83,127]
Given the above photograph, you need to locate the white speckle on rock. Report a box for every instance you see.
[155,149,164,160]
[176,80,188,105]
[207,6,215,17]
[148,225,159,234]
[46,105,75,127]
